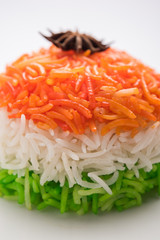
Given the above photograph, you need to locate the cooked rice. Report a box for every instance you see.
[0,108,160,194]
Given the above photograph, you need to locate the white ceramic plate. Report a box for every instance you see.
[0,0,160,239]
[0,196,160,240]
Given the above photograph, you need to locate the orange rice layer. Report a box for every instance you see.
[0,45,160,135]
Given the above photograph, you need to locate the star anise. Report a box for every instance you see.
[40,30,110,54]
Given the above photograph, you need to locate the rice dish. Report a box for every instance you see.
[0,31,160,214]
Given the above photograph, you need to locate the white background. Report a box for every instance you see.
[0,0,160,239]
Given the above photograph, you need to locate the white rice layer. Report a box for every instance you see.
[0,108,160,194]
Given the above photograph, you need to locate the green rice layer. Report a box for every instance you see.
[0,164,160,215]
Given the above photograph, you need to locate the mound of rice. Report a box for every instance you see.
[0,32,160,214]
